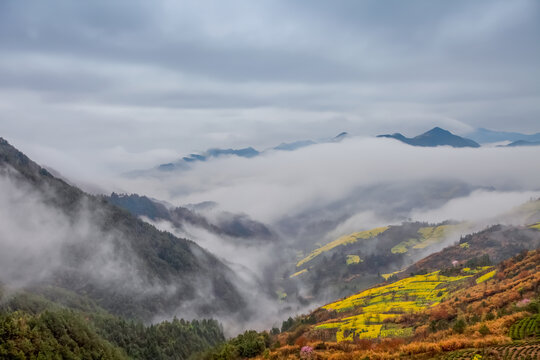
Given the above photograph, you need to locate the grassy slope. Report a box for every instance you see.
[285,221,482,307]
[264,249,540,359]
[296,226,389,268]
[391,224,462,254]
[406,224,540,276]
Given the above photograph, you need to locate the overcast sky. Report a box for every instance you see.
[1,0,539,176]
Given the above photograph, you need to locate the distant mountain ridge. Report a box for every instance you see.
[157,147,260,171]
[466,127,540,144]
[106,193,275,242]
[501,140,540,147]
[377,127,480,148]
[141,132,349,174]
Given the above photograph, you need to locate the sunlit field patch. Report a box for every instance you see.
[316,271,472,341]
[296,226,388,267]
[529,222,540,230]
[290,269,308,278]
[381,270,404,280]
[346,255,362,265]
[463,266,492,274]
[476,270,496,284]
[391,225,459,254]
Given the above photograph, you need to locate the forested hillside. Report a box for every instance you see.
[0,287,224,359]
[0,137,246,322]
[106,193,275,242]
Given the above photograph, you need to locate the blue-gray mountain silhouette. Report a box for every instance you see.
[466,128,540,144]
[501,140,540,147]
[377,127,480,148]
[151,132,348,173]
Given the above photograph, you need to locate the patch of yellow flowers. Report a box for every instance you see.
[296,226,388,267]
[316,271,471,341]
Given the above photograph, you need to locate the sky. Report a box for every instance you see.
[0,0,539,177]
[1,1,540,332]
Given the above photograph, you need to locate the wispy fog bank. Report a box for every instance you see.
[111,137,540,225]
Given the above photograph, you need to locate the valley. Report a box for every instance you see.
[2,1,540,358]
[1,137,539,359]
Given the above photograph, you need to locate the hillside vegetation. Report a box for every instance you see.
[0,137,246,322]
[406,224,540,275]
[0,288,225,360]
[296,227,389,268]
[283,217,539,311]
[315,270,474,342]
[202,249,539,359]
[272,250,539,359]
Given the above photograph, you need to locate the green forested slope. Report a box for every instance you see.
[0,288,225,360]
[0,137,246,322]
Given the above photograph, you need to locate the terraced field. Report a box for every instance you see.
[509,314,539,340]
[289,269,307,278]
[381,270,403,280]
[476,269,496,284]
[443,341,540,360]
[296,226,388,267]
[391,224,461,254]
[315,271,472,341]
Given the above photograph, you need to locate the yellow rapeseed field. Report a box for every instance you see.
[346,255,362,265]
[289,269,308,278]
[529,222,540,230]
[475,270,496,284]
[296,226,388,267]
[391,225,461,254]
[316,271,471,341]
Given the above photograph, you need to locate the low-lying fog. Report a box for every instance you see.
[2,135,539,333]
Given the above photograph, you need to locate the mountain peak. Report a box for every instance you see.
[424,126,451,135]
[377,127,480,148]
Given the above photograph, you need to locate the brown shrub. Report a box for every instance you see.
[400,341,442,355]
[352,338,373,350]
[374,338,405,352]
[414,324,429,339]
[276,345,300,357]
[294,335,308,347]
[438,336,469,351]
[429,304,455,321]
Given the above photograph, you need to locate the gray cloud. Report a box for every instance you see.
[0,169,146,291]
[112,138,540,223]
[104,137,540,329]
[1,0,539,165]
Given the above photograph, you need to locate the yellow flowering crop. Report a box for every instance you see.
[529,222,540,230]
[476,270,496,284]
[296,226,388,267]
[346,255,362,265]
[316,271,471,341]
[289,269,308,278]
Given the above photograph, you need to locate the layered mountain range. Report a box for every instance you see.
[138,132,349,174]
[125,127,540,180]
[0,137,247,323]
[1,135,540,359]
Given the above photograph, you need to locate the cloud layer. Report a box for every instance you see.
[1,0,539,180]
[113,137,540,225]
